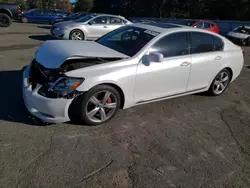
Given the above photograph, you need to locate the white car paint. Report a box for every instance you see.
[36,40,129,68]
[23,24,244,123]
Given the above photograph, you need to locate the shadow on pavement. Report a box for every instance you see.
[29,35,54,41]
[37,25,51,29]
[0,70,48,126]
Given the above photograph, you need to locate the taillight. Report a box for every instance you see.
[17,6,21,13]
[242,49,245,57]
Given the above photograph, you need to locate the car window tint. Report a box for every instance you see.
[213,36,224,51]
[109,17,124,24]
[32,11,41,15]
[42,11,51,15]
[196,22,203,28]
[203,22,211,28]
[91,16,109,24]
[149,32,189,58]
[190,32,214,53]
[96,26,157,57]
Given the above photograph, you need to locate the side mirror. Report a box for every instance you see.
[88,21,93,25]
[147,52,164,62]
[193,25,197,28]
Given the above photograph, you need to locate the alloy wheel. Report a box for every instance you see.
[71,31,83,40]
[213,71,230,95]
[85,90,118,123]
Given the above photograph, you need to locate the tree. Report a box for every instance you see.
[74,0,93,12]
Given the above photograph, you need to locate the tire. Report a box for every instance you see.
[21,17,28,23]
[69,29,84,40]
[207,69,231,96]
[69,85,121,125]
[0,13,11,27]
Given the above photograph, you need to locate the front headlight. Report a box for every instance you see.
[50,77,84,96]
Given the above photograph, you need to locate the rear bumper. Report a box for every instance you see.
[22,64,73,123]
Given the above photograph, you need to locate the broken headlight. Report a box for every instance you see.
[49,77,84,96]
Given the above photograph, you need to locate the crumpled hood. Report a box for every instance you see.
[227,31,250,39]
[35,40,129,69]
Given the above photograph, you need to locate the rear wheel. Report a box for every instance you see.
[207,69,231,96]
[69,85,121,125]
[69,29,84,40]
[0,13,11,27]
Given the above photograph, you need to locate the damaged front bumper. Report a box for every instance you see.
[22,64,73,123]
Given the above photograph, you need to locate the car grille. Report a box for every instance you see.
[29,59,60,90]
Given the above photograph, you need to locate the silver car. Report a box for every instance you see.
[50,13,132,40]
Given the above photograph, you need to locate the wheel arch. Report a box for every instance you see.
[0,9,12,18]
[224,67,233,82]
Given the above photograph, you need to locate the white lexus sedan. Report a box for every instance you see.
[23,23,244,125]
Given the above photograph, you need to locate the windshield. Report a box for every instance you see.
[96,26,159,57]
[75,14,96,22]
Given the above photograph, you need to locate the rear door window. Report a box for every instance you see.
[109,17,124,25]
[190,32,223,54]
[91,16,109,24]
[190,32,214,53]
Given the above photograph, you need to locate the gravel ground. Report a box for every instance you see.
[0,23,250,188]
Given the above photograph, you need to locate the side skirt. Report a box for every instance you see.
[135,87,208,105]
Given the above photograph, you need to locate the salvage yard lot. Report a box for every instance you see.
[0,23,250,188]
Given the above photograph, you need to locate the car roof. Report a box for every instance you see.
[89,13,126,19]
[132,23,190,33]
[195,20,216,24]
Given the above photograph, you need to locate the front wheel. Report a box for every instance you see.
[69,29,84,40]
[0,13,11,27]
[69,85,121,125]
[207,69,231,96]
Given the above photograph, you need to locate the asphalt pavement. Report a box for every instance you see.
[0,22,250,188]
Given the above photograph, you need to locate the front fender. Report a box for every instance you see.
[0,8,13,18]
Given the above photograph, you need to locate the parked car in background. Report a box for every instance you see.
[23,23,244,125]
[51,11,90,25]
[226,25,250,46]
[0,2,22,27]
[51,14,132,40]
[177,20,196,26]
[192,20,220,34]
[21,9,68,24]
[53,9,70,16]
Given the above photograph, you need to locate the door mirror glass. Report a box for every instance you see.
[147,52,164,62]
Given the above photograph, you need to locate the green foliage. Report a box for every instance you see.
[74,0,93,12]
[1,0,249,20]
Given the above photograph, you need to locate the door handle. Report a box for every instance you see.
[215,56,222,60]
[180,62,191,67]
[103,26,108,28]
